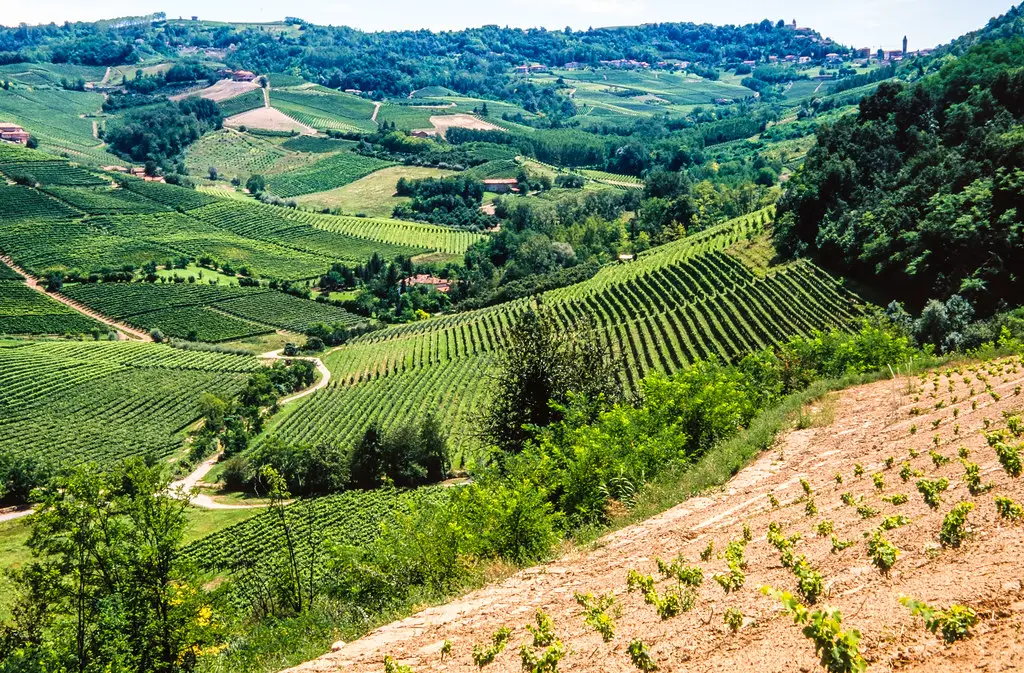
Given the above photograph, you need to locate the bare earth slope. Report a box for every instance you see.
[287,358,1024,673]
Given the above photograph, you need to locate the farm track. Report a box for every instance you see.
[0,253,152,341]
[168,350,330,509]
[285,358,1024,673]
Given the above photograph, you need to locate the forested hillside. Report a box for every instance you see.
[775,36,1024,314]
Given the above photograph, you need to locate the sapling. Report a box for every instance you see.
[961,460,993,496]
[840,492,855,507]
[900,598,979,643]
[853,464,864,477]
[879,515,910,531]
[627,640,657,672]
[939,502,974,548]
[724,607,743,633]
[994,495,1023,521]
[792,555,825,604]
[472,627,511,669]
[440,640,453,661]
[856,504,879,519]
[527,610,556,647]
[384,656,415,673]
[805,497,818,516]
[885,457,895,469]
[574,592,616,642]
[700,540,714,562]
[834,472,843,484]
[520,640,565,673]
[866,529,899,573]
[830,536,855,553]
[816,520,834,537]
[930,450,950,468]
[760,587,867,673]
[916,478,949,509]
[767,492,780,509]
[872,473,884,491]
[993,441,1022,478]
[957,446,970,459]
[801,478,813,497]
[882,493,908,505]
[743,522,752,542]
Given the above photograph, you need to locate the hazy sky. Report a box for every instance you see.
[2,0,1016,51]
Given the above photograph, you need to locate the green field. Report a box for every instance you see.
[0,340,259,466]
[293,165,458,216]
[263,207,864,465]
[218,88,266,117]
[185,129,317,180]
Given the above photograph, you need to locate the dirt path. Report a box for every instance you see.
[0,253,151,341]
[169,351,330,508]
[371,101,381,122]
[285,357,1024,673]
[0,507,33,524]
[264,86,271,108]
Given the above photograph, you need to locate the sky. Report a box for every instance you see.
[1,0,1017,51]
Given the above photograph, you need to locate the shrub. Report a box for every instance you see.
[939,502,974,548]
[872,473,884,491]
[792,556,825,604]
[520,640,565,673]
[816,520,834,537]
[961,460,993,495]
[882,493,908,505]
[527,610,555,647]
[472,627,511,669]
[993,442,1022,478]
[830,536,855,553]
[879,515,910,531]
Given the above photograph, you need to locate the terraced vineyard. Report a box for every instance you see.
[0,340,259,466]
[182,487,442,572]
[63,282,364,340]
[264,207,865,464]
[0,87,117,165]
[281,209,485,255]
[579,168,644,187]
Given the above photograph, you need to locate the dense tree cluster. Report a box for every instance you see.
[775,37,1024,315]
[103,97,223,164]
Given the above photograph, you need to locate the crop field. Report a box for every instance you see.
[279,135,358,154]
[293,165,458,217]
[63,282,363,339]
[0,340,259,466]
[264,207,864,462]
[0,88,117,165]
[0,63,107,87]
[270,88,378,132]
[265,152,394,197]
[578,168,644,187]
[0,280,102,335]
[182,487,443,572]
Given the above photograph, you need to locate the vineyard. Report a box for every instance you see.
[263,207,865,464]
[0,147,473,280]
[217,88,266,117]
[284,356,1024,673]
[265,152,395,198]
[0,87,116,165]
[63,282,364,340]
[0,340,259,466]
[0,279,102,335]
[184,129,306,179]
[182,487,442,572]
[271,88,378,133]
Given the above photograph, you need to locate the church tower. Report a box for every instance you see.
[903,35,908,55]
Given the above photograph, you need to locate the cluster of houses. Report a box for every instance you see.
[0,123,30,145]
[403,274,451,294]
[513,63,548,75]
[481,178,520,194]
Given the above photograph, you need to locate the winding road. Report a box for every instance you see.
[168,350,330,508]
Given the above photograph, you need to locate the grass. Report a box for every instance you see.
[221,331,296,354]
[293,165,458,216]
[184,506,262,542]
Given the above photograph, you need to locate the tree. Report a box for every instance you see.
[1,460,218,672]
[484,308,621,454]
[246,174,266,194]
[208,166,218,180]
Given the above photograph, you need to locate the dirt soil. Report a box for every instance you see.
[225,107,316,135]
[428,113,503,138]
[284,357,1024,673]
[170,79,260,102]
